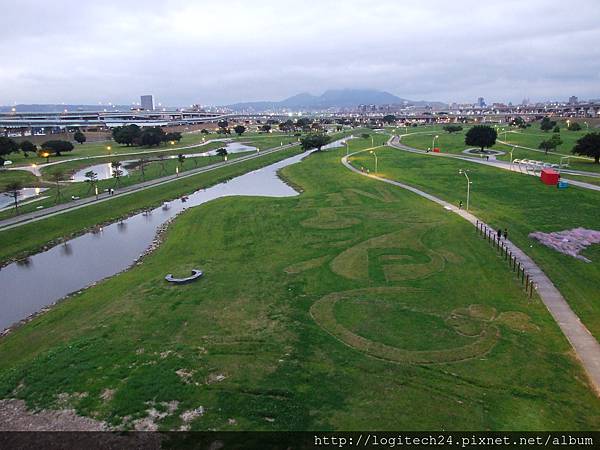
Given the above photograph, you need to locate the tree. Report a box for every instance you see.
[177,153,186,170]
[553,125,560,133]
[361,133,370,139]
[216,147,228,160]
[300,134,331,152]
[41,140,74,156]
[572,132,600,164]
[19,140,36,157]
[157,154,167,175]
[382,114,397,124]
[279,120,294,133]
[111,160,124,186]
[539,134,562,154]
[295,118,311,129]
[138,127,165,147]
[260,124,271,133]
[443,124,463,133]
[510,117,526,128]
[164,132,182,143]
[200,128,210,134]
[51,170,66,201]
[540,117,557,132]
[138,156,149,180]
[3,181,23,214]
[0,136,19,166]
[568,122,582,131]
[84,170,98,193]
[112,124,141,146]
[74,130,87,144]
[233,125,246,136]
[465,125,497,152]
[217,120,228,129]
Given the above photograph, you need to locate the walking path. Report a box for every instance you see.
[0,143,299,231]
[389,135,600,192]
[341,150,600,396]
[7,138,232,176]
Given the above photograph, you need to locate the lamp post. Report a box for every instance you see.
[95,185,99,200]
[369,150,378,173]
[106,145,112,155]
[346,140,350,156]
[432,135,439,150]
[371,135,374,148]
[458,169,472,211]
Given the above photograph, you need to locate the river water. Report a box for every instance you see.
[0,148,314,332]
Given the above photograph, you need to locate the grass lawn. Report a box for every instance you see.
[350,146,600,345]
[0,135,302,220]
[0,131,355,264]
[401,125,600,174]
[0,136,599,430]
[0,170,40,192]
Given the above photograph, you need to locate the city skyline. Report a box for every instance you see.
[1,0,600,106]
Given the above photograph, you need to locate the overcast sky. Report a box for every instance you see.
[1,0,600,106]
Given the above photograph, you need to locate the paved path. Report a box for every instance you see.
[341,150,600,395]
[389,135,600,192]
[7,138,233,176]
[0,143,299,231]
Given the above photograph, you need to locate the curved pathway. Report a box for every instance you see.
[0,143,298,231]
[341,149,600,396]
[390,135,600,192]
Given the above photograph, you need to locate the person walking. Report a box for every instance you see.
[504,228,508,240]
[497,228,502,240]
[458,200,463,209]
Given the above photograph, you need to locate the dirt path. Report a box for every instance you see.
[342,150,600,396]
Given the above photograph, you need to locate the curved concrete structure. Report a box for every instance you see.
[165,269,203,284]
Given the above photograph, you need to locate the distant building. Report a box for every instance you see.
[477,97,486,108]
[140,95,155,111]
[568,96,578,105]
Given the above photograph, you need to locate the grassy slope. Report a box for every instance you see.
[0,146,303,264]
[351,147,600,342]
[0,137,599,430]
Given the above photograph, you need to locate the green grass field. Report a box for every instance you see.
[400,124,600,174]
[350,146,600,345]
[0,135,599,430]
[0,135,301,220]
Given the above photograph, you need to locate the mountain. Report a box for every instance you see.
[226,89,446,111]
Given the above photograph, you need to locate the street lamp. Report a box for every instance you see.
[371,135,374,148]
[458,169,472,211]
[369,150,378,173]
[432,135,439,150]
[42,152,50,163]
[106,145,112,154]
[176,166,179,176]
[346,140,350,156]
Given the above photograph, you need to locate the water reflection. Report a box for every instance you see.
[0,147,321,331]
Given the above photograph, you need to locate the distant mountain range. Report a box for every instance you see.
[226,89,447,111]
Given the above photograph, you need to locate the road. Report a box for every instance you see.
[342,149,600,396]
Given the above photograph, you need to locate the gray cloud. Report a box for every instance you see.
[1,0,599,105]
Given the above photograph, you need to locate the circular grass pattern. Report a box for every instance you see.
[310,288,500,365]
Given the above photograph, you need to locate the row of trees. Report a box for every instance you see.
[112,125,182,147]
[0,137,77,165]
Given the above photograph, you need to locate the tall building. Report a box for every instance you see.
[568,96,578,105]
[477,97,486,108]
[140,95,155,111]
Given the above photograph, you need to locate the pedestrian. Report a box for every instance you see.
[497,228,502,240]
[458,200,463,209]
[504,228,508,240]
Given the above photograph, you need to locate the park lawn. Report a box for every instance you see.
[0,146,303,265]
[0,138,599,430]
[0,130,357,263]
[401,128,600,174]
[350,146,600,343]
[0,134,303,219]
[0,170,39,192]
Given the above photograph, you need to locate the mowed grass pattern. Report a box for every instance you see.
[0,138,599,430]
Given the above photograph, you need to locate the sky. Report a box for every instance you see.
[1,0,600,106]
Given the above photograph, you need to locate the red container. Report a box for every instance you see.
[541,168,560,185]
[433,147,440,153]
